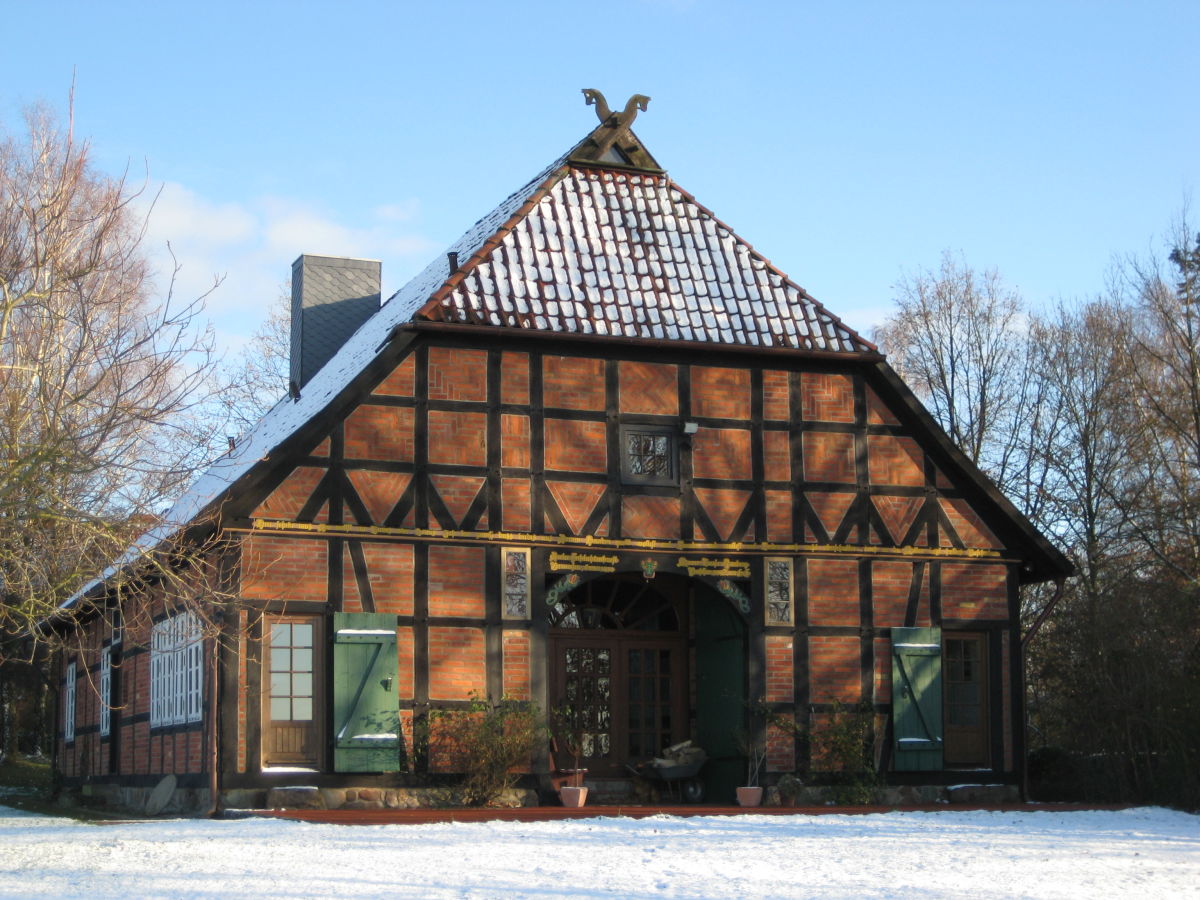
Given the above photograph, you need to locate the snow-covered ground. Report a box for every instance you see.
[0,805,1195,899]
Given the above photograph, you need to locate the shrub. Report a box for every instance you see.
[427,696,545,807]
[811,701,881,805]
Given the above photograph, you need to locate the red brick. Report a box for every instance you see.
[502,479,531,531]
[619,361,678,415]
[428,627,486,699]
[544,419,607,472]
[693,488,751,541]
[373,354,416,397]
[872,561,930,628]
[345,470,410,525]
[501,415,530,468]
[763,430,790,483]
[941,563,1009,620]
[763,370,791,421]
[501,352,530,405]
[806,559,859,627]
[428,347,487,401]
[867,435,924,486]
[502,630,531,700]
[621,496,680,540]
[254,466,327,521]
[691,366,750,419]
[427,410,487,467]
[940,498,1001,549]
[872,495,924,545]
[241,535,328,603]
[808,636,861,703]
[397,627,415,698]
[803,432,856,483]
[865,385,899,425]
[691,427,752,480]
[801,373,855,422]
[430,475,486,528]
[342,542,414,615]
[428,546,485,617]
[764,490,793,543]
[765,635,794,703]
[345,405,415,461]
[544,356,605,410]
[547,481,606,535]
[806,491,855,541]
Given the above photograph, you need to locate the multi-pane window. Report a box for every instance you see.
[765,558,794,625]
[502,548,531,618]
[150,612,203,728]
[63,661,76,743]
[269,621,314,722]
[99,650,112,738]
[620,426,676,484]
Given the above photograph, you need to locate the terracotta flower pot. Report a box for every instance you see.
[559,785,588,807]
[736,786,764,807]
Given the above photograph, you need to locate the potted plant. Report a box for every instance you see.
[552,703,589,807]
[734,727,766,807]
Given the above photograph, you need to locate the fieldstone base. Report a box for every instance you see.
[257,785,538,811]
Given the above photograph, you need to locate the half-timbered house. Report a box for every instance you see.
[54,97,1071,812]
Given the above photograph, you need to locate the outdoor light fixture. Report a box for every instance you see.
[682,421,699,434]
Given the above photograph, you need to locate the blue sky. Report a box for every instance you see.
[3,1,1197,351]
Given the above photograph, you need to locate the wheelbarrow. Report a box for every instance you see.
[627,742,707,803]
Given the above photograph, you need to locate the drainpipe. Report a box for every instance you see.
[1021,578,1066,650]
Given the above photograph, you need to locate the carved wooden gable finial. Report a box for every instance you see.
[581,89,651,129]
[575,90,658,170]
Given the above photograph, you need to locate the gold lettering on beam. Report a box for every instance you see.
[245,519,1006,562]
[549,552,620,573]
[677,556,752,578]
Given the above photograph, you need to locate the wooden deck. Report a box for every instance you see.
[246,802,1131,826]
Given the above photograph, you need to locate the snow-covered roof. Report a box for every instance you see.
[61,123,876,610]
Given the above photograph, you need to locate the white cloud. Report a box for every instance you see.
[136,184,438,353]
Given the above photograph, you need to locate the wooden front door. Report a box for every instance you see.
[943,633,988,767]
[263,616,322,768]
[549,574,688,776]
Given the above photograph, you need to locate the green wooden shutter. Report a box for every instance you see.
[333,613,401,773]
[891,626,943,772]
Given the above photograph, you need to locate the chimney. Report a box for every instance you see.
[290,255,381,388]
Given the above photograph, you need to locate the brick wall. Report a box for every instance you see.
[427,546,485,617]
[941,563,1008,620]
[427,410,486,467]
[691,366,750,419]
[801,373,854,422]
[502,630,531,699]
[344,405,415,461]
[619,361,678,415]
[254,466,326,520]
[807,559,859,627]
[544,419,607,472]
[808,636,861,703]
[428,627,486,699]
[803,432,856,483]
[543,356,604,409]
[241,534,328,603]
[427,346,487,401]
[691,427,752,480]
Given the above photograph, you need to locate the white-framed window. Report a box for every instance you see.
[99,649,112,738]
[150,612,203,728]
[63,661,76,743]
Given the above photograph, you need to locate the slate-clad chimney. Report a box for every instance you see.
[290,255,381,388]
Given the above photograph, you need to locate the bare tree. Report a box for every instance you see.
[213,285,290,438]
[0,103,223,650]
[873,252,1043,504]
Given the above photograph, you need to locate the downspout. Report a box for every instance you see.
[1021,578,1066,651]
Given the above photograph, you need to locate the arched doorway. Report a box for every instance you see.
[548,572,689,776]
[547,572,749,797]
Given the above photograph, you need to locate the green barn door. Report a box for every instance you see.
[891,627,943,772]
[694,586,747,802]
[333,613,401,773]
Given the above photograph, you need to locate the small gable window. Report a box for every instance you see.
[620,425,677,485]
